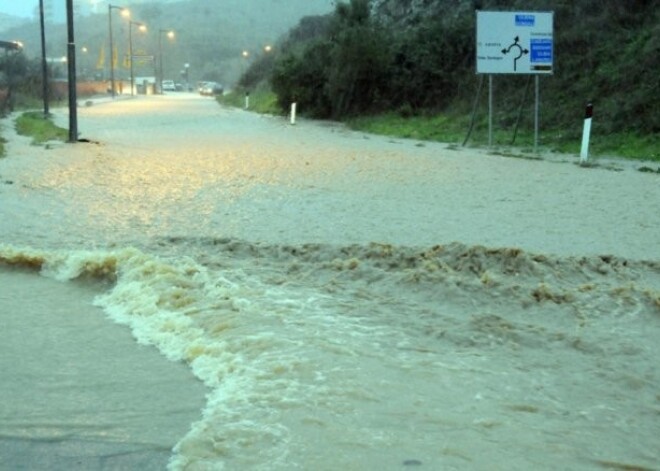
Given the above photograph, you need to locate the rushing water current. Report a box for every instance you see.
[1,95,659,470]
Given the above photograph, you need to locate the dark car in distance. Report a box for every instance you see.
[199,82,224,96]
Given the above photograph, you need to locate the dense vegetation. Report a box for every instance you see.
[242,0,659,157]
[0,52,43,115]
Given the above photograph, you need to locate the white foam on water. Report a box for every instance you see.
[2,243,659,470]
[0,256,207,470]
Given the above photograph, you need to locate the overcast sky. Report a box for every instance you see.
[0,2,34,18]
[0,1,336,21]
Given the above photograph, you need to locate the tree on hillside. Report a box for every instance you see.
[0,52,37,115]
[326,0,392,117]
[271,39,333,116]
[271,0,393,118]
[388,12,473,111]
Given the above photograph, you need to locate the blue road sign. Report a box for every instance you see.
[476,11,554,74]
[515,15,535,27]
[530,39,553,63]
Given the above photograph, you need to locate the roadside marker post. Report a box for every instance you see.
[580,102,593,164]
[244,91,250,110]
[290,102,297,125]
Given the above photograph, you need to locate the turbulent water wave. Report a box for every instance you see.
[1,241,659,470]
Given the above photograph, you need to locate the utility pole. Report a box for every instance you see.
[39,0,49,116]
[66,0,78,142]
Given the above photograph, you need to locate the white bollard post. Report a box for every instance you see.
[290,102,297,125]
[244,92,250,110]
[580,102,593,164]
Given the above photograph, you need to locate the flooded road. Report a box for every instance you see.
[1,93,658,258]
[1,94,659,470]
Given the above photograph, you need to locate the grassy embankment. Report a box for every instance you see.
[217,86,280,115]
[347,111,660,163]
[15,111,68,145]
[0,111,68,158]
[218,89,659,164]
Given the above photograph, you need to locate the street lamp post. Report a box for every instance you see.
[80,46,88,78]
[182,63,190,90]
[129,20,147,96]
[241,50,250,77]
[158,29,174,93]
[108,4,128,98]
[65,0,77,142]
[39,0,49,115]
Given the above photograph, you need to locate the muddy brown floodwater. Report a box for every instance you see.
[1,93,659,470]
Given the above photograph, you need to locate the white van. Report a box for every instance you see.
[162,80,176,91]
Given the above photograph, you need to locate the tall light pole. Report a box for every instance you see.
[108,4,128,98]
[80,46,88,78]
[39,0,49,115]
[65,0,77,142]
[241,50,250,76]
[182,63,190,90]
[158,29,174,93]
[128,20,146,96]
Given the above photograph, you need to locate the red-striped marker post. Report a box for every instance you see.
[580,102,593,164]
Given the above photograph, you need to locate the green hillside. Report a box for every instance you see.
[245,0,659,160]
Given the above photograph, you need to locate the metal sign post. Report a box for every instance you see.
[534,75,540,154]
[475,11,554,151]
[488,75,493,147]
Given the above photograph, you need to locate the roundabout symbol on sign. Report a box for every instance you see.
[501,36,529,72]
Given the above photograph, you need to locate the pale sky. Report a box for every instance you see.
[0,1,35,19]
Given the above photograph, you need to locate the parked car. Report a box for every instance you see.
[199,82,224,96]
[162,80,176,91]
